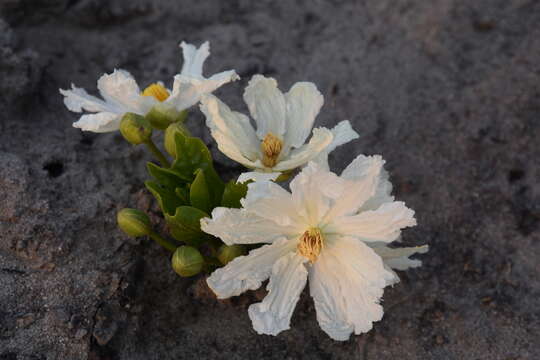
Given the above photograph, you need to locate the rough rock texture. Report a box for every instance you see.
[1,1,539,359]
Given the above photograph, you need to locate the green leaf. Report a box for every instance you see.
[147,162,190,187]
[165,206,210,246]
[171,132,225,206]
[204,166,225,207]
[175,187,189,204]
[171,132,212,181]
[190,169,212,213]
[221,180,248,208]
[145,180,184,216]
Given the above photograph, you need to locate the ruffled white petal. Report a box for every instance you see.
[201,207,300,245]
[241,179,306,228]
[288,161,345,225]
[248,253,308,336]
[272,127,333,172]
[237,171,281,183]
[180,41,210,78]
[371,244,429,271]
[359,168,394,211]
[170,70,239,111]
[97,69,154,114]
[283,82,324,148]
[310,236,394,340]
[322,155,384,223]
[327,202,416,243]
[207,238,296,299]
[200,95,259,168]
[72,112,121,133]
[59,85,111,113]
[313,120,359,170]
[243,75,287,139]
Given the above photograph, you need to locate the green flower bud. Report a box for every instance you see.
[171,246,204,277]
[217,244,247,265]
[117,208,152,237]
[119,112,152,145]
[164,122,191,158]
[146,105,188,130]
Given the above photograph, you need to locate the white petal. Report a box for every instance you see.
[180,41,210,78]
[59,85,111,113]
[97,69,154,114]
[207,238,296,299]
[289,161,345,225]
[359,169,394,211]
[284,82,324,148]
[248,252,308,336]
[200,95,259,168]
[322,155,384,222]
[243,75,287,139]
[241,179,306,228]
[310,236,394,340]
[371,244,428,271]
[200,207,299,245]
[72,112,121,133]
[327,202,416,243]
[273,127,333,172]
[170,70,239,110]
[237,171,281,183]
[313,120,360,170]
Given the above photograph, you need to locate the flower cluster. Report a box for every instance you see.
[61,40,427,341]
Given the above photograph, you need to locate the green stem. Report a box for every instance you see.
[145,139,171,167]
[148,230,177,252]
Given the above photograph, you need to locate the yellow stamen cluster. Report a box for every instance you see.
[260,133,283,168]
[142,83,169,102]
[297,227,324,263]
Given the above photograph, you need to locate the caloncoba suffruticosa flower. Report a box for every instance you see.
[60,41,238,133]
[59,35,428,341]
[201,158,427,340]
[200,75,359,179]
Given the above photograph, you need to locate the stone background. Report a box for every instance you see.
[0,1,539,359]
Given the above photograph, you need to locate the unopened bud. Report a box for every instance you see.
[217,244,247,265]
[146,105,188,130]
[120,112,152,145]
[171,246,204,277]
[117,208,152,237]
[164,121,191,158]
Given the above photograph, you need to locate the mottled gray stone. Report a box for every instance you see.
[0,0,539,359]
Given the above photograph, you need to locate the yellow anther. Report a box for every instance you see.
[142,83,169,102]
[297,228,324,263]
[260,133,283,168]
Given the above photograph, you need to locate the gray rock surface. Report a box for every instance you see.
[1,0,539,359]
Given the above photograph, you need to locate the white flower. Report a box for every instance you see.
[200,75,359,179]
[60,41,238,133]
[201,157,427,340]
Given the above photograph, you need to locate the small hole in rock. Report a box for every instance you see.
[80,136,94,146]
[43,161,64,178]
[508,169,524,183]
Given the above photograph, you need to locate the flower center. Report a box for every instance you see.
[297,227,324,263]
[142,83,169,102]
[260,133,283,168]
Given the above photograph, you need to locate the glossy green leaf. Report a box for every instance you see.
[147,162,190,187]
[175,187,190,204]
[204,166,225,207]
[190,169,212,213]
[165,206,210,246]
[171,132,225,205]
[221,180,248,208]
[145,180,184,216]
[171,132,212,181]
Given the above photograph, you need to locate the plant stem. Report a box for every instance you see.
[148,230,177,252]
[145,139,170,167]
